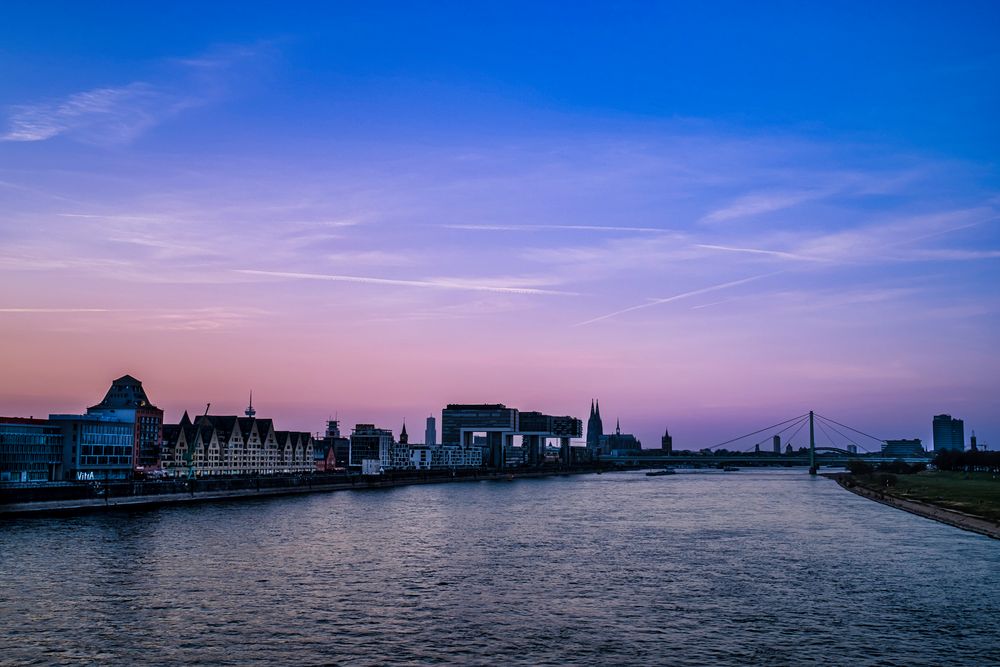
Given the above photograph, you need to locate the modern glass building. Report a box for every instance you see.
[49,413,135,481]
[348,424,394,468]
[441,404,518,445]
[882,438,926,457]
[0,417,64,483]
[932,414,965,452]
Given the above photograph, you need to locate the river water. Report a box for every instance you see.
[1,469,998,666]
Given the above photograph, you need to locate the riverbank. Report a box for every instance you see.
[0,467,602,519]
[825,472,1000,540]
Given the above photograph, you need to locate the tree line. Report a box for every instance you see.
[932,449,1000,473]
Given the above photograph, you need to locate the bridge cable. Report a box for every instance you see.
[814,419,841,451]
[813,416,875,454]
[709,413,810,450]
[743,414,810,453]
[783,418,809,450]
[814,413,885,447]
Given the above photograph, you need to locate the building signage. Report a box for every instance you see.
[76,471,96,481]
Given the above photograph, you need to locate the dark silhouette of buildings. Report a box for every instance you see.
[587,400,603,451]
[586,400,641,455]
[933,414,965,452]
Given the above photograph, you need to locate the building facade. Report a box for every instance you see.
[313,419,350,471]
[441,404,518,446]
[87,375,164,472]
[882,438,926,458]
[160,410,313,477]
[50,413,135,482]
[441,403,580,467]
[933,414,965,452]
[0,417,64,483]
[349,424,394,469]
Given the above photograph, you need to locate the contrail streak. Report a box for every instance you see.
[695,244,817,261]
[235,269,579,296]
[443,224,671,233]
[573,272,781,326]
[0,308,115,313]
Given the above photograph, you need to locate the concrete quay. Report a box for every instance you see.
[0,467,600,519]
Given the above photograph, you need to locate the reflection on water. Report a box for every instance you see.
[1,469,998,666]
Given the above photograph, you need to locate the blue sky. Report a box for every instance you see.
[1,1,998,447]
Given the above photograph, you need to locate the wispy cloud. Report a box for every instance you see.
[234,269,580,295]
[701,190,824,223]
[573,273,780,326]
[324,250,415,266]
[443,223,672,233]
[0,308,117,313]
[1,44,268,145]
[1,83,167,143]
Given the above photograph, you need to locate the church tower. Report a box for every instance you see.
[399,421,409,445]
[586,399,604,451]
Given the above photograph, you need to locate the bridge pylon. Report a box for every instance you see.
[808,410,818,475]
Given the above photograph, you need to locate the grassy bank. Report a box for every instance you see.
[850,471,1000,523]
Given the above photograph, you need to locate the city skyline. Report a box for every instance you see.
[2,3,998,447]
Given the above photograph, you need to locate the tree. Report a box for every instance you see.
[846,460,874,475]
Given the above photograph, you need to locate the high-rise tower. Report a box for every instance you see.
[425,416,436,446]
[933,414,965,452]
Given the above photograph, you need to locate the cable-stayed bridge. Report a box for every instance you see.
[605,411,928,473]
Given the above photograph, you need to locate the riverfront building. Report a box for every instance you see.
[49,413,135,482]
[314,419,349,471]
[882,438,926,458]
[933,415,965,452]
[349,423,394,470]
[87,375,163,472]
[160,408,313,477]
[0,417,64,483]
[441,403,581,467]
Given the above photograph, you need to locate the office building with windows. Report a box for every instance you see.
[49,413,135,482]
[933,414,965,452]
[87,375,163,471]
[0,417,64,483]
[349,424,394,469]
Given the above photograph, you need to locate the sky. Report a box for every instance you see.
[1,2,998,449]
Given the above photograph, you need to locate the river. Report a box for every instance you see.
[1,469,997,666]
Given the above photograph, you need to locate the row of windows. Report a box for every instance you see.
[79,456,130,466]
[80,445,131,457]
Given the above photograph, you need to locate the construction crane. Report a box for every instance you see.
[187,402,210,481]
